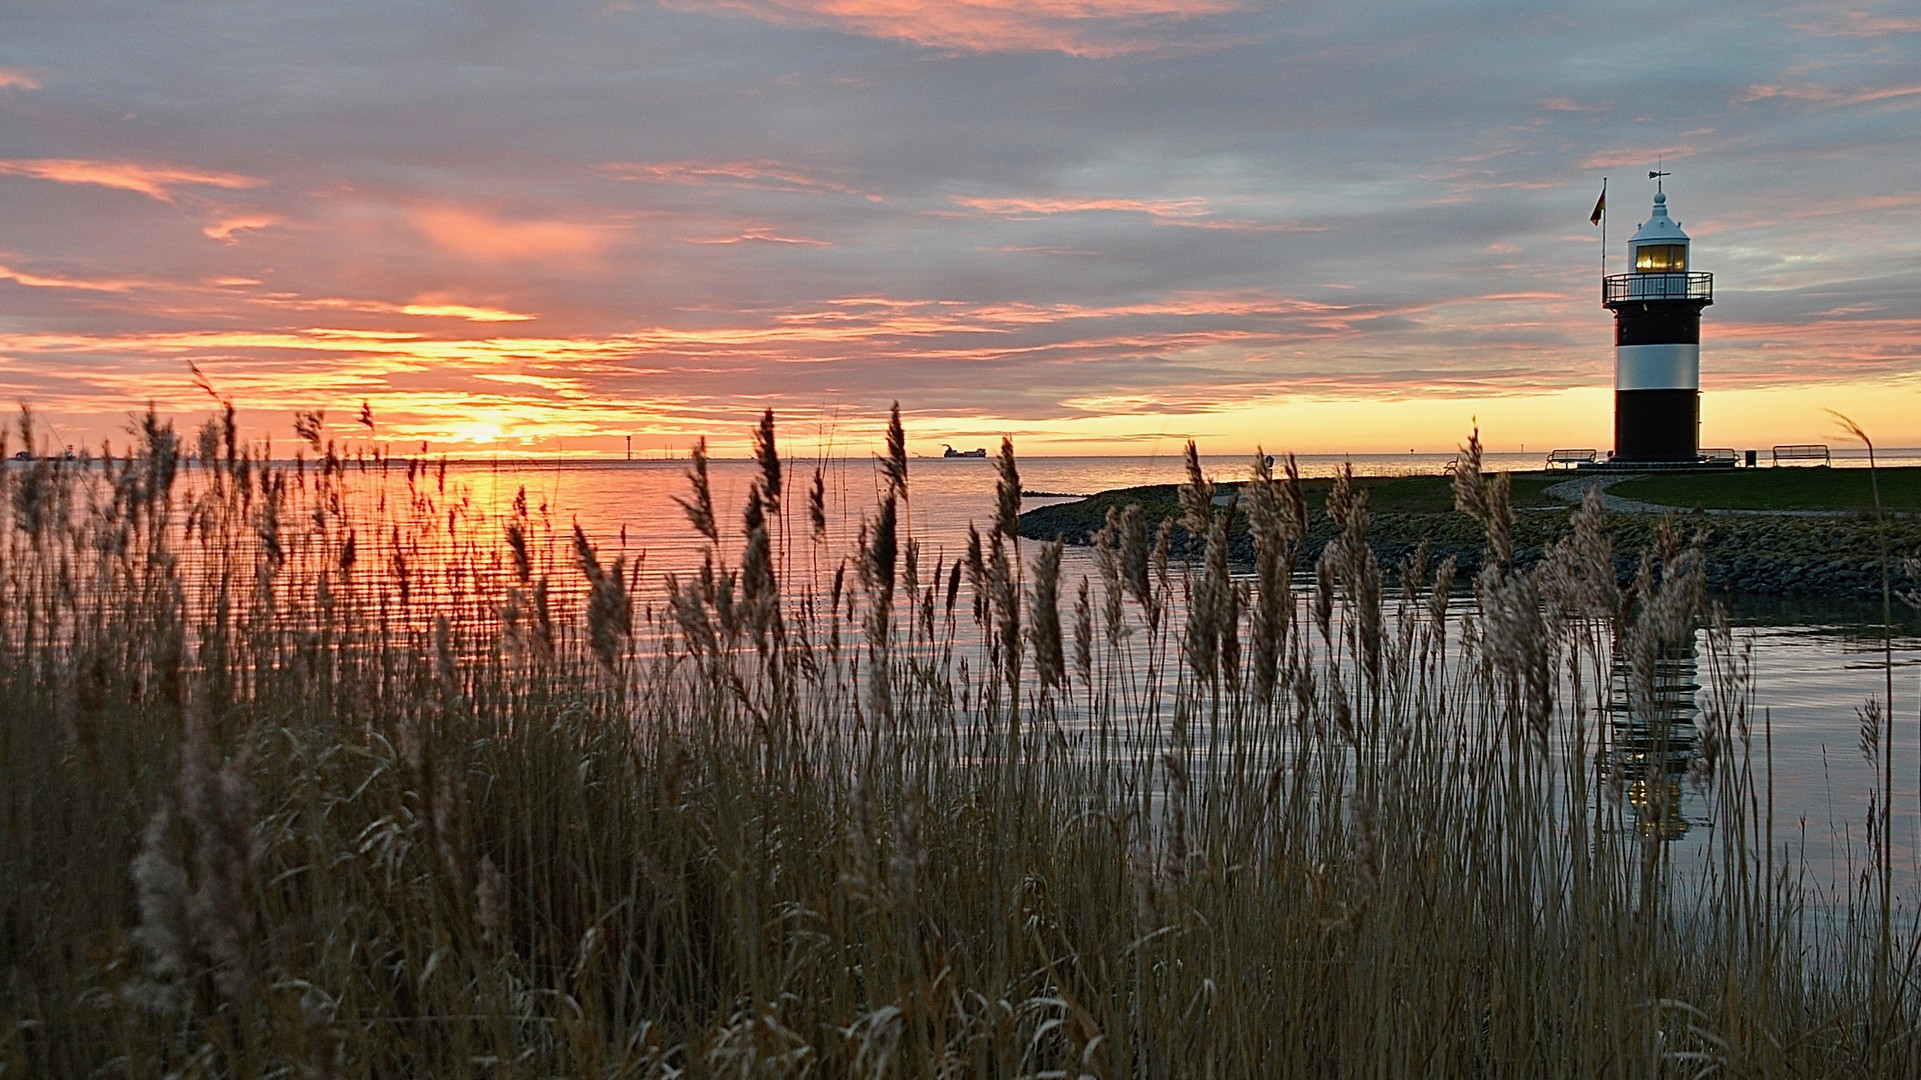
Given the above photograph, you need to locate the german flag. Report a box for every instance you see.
[1589,185,1606,226]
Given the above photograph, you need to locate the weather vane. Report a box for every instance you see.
[1648,164,1670,193]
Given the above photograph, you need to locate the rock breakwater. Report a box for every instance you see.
[1019,483,1921,600]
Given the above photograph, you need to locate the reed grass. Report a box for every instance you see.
[1,407,1917,1077]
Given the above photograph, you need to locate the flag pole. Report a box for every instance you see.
[1600,176,1607,282]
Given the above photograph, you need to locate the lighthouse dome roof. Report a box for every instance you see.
[1629,189,1690,245]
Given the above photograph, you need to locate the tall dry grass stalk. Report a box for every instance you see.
[0,407,1916,1077]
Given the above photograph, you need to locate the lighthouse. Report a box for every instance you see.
[1603,178,1713,462]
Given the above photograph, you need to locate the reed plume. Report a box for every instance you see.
[754,408,782,515]
[882,402,907,502]
[675,437,717,543]
[1030,540,1066,691]
[575,523,632,669]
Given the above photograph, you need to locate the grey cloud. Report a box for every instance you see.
[0,0,1915,443]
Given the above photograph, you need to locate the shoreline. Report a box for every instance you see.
[1019,471,1921,600]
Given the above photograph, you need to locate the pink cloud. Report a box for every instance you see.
[0,158,261,201]
[950,194,1212,219]
[600,159,879,199]
[410,206,608,259]
[204,213,280,241]
[679,227,830,245]
[944,194,1308,233]
[1540,97,1608,113]
[0,68,40,90]
[665,0,1245,57]
[1577,145,1695,170]
[1738,82,1921,107]
[1788,11,1921,38]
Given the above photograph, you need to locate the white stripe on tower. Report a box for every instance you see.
[1614,343,1698,391]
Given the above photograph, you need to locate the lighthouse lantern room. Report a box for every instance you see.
[1602,179,1713,462]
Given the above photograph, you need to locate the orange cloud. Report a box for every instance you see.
[669,0,1245,56]
[4,282,1914,455]
[410,206,607,259]
[0,291,1362,374]
[399,302,536,322]
[0,68,39,90]
[0,158,261,201]
[253,294,535,322]
[471,371,586,392]
[0,263,141,292]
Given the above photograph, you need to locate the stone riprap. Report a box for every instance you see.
[1018,480,1921,599]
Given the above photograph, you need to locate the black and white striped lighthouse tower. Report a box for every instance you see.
[1603,177,1713,462]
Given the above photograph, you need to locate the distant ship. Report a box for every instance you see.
[942,444,988,458]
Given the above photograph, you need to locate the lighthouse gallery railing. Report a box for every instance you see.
[1603,272,1713,305]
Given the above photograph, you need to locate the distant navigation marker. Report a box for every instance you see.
[1602,175,1712,462]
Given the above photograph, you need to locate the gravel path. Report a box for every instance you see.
[1541,474,1671,514]
[1541,474,1870,517]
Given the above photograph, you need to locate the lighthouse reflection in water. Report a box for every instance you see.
[1606,637,1701,841]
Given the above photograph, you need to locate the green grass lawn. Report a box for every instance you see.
[1609,466,1921,511]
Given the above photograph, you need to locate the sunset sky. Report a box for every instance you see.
[1,1,1916,457]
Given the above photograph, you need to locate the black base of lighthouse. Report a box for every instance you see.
[1614,389,1698,463]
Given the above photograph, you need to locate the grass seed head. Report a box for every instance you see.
[475,855,507,943]
[1314,547,1336,644]
[809,466,827,543]
[128,805,192,1002]
[676,437,718,543]
[994,437,1021,540]
[576,525,632,669]
[1178,441,1214,539]
[883,402,908,502]
[1073,576,1093,688]
[1030,540,1066,691]
[754,409,782,515]
[1118,503,1150,612]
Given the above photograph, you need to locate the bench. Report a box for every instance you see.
[1699,447,1738,464]
[1772,443,1830,466]
[1545,448,1598,470]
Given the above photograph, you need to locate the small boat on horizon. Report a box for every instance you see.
[942,444,988,458]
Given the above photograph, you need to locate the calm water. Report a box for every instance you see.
[448,448,1921,556]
